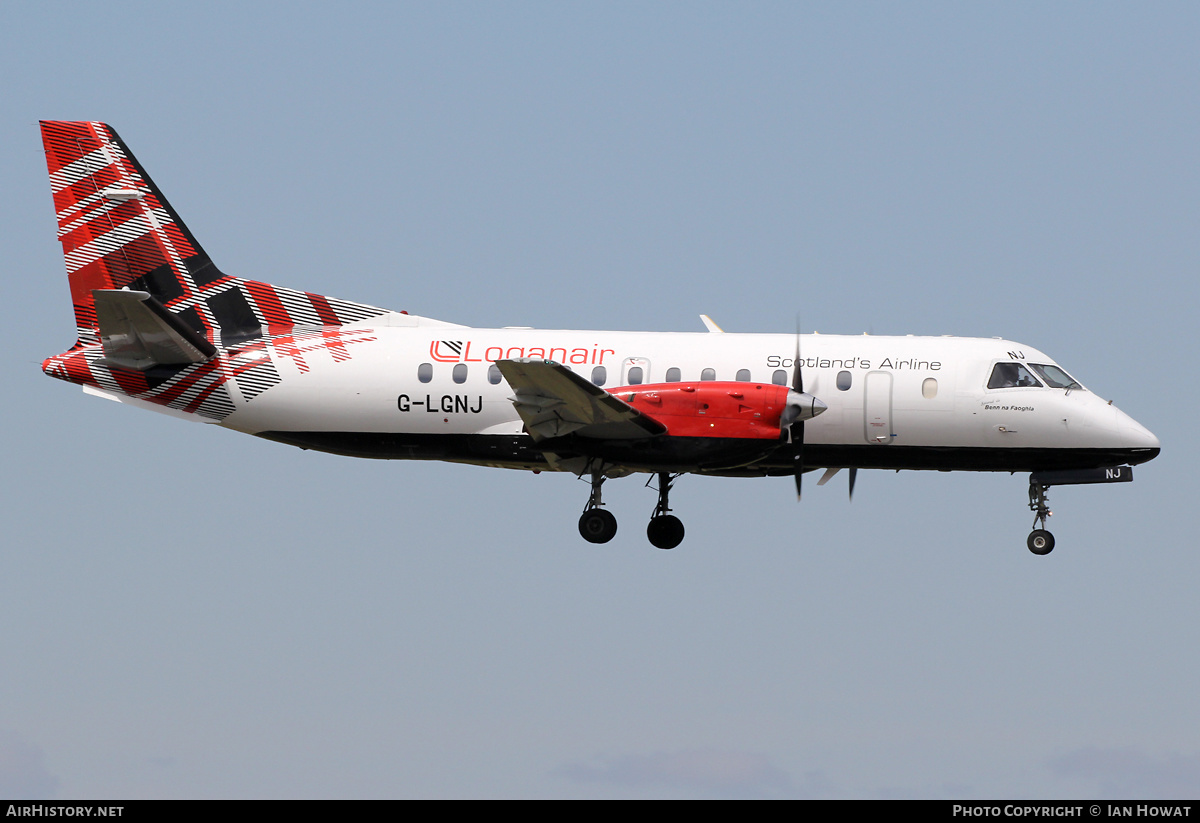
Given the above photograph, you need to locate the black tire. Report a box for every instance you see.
[647,515,685,550]
[1027,529,1055,555]
[579,509,618,544]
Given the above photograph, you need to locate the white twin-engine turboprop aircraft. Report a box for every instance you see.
[39,121,1160,554]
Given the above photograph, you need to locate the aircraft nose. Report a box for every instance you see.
[1116,407,1160,463]
[1123,416,1160,452]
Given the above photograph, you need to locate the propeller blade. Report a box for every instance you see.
[787,321,815,445]
[793,422,804,500]
[789,319,812,501]
[848,467,858,501]
[791,329,803,394]
[816,467,840,486]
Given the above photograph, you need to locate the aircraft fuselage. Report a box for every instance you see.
[213,325,1159,475]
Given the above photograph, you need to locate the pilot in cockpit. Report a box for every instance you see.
[988,363,1040,389]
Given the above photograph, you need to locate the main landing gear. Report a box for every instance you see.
[576,466,686,549]
[579,466,618,544]
[647,472,685,550]
[1027,481,1055,555]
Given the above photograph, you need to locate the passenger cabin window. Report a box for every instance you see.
[665,367,681,383]
[1029,364,1082,390]
[701,368,716,381]
[735,368,751,382]
[452,364,468,384]
[627,366,644,385]
[418,363,433,383]
[772,370,787,386]
[922,377,938,399]
[591,366,607,386]
[987,363,1042,389]
[836,370,852,391]
[487,364,502,385]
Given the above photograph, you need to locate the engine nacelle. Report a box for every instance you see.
[607,381,824,440]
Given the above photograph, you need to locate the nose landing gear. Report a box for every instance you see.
[1022,467,1137,555]
[1027,481,1055,555]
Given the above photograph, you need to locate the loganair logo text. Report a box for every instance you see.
[430,340,614,365]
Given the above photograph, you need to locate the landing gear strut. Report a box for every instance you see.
[1027,481,1055,555]
[646,472,685,550]
[578,464,617,543]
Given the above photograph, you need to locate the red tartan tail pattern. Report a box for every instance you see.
[40,121,389,420]
[41,120,389,346]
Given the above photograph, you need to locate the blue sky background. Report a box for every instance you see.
[1,1,1196,799]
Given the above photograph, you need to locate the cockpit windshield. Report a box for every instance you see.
[987,362,1084,390]
[1028,364,1082,390]
[987,363,1042,389]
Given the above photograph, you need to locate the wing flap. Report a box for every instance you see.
[496,359,666,442]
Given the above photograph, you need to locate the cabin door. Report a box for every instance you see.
[863,371,894,444]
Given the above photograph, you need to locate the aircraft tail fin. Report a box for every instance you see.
[41,121,389,348]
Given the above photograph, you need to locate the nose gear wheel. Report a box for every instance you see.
[1027,528,1055,555]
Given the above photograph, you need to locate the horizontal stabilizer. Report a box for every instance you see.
[496,359,667,442]
[93,289,217,371]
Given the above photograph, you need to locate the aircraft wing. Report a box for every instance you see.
[496,359,667,442]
